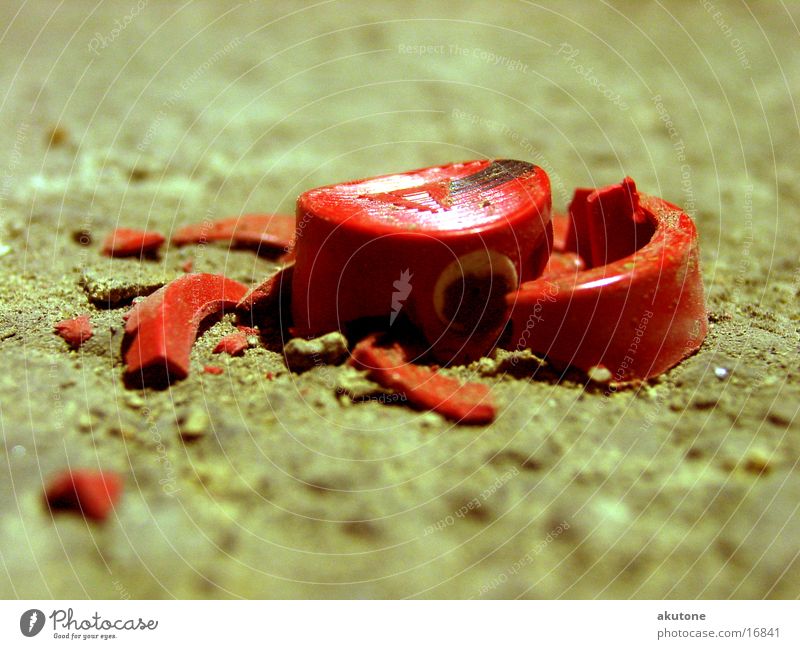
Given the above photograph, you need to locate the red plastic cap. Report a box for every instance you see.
[293,159,552,363]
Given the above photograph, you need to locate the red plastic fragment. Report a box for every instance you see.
[54,315,93,349]
[181,259,194,273]
[278,248,296,265]
[541,213,585,278]
[203,365,224,375]
[123,273,249,387]
[102,228,165,257]
[543,250,585,278]
[550,210,571,251]
[44,470,122,521]
[350,334,496,424]
[507,178,707,382]
[563,178,655,268]
[213,331,249,356]
[293,159,552,363]
[237,262,294,324]
[172,214,295,251]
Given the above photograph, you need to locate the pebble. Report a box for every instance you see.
[766,400,796,428]
[587,365,613,384]
[475,357,499,376]
[125,393,145,409]
[109,424,137,440]
[179,407,209,440]
[742,448,773,476]
[79,269,172,307]
[714,366,730,380]
[334,366,392,400]
[46,125,68,147]
[477,348,544,377]
[418,412,442,429]
[284,331,348,372]
[0,326,17,341]
[72,228,93,246]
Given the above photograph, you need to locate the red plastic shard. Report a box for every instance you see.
[563,178,654,268]
[44,470,122,521]
[293,159,552,364]
[213,331,249,356]
[507,178,707,382]
[172,214,295,251]
[542,213,585,278]
[54,315,93,349]
[543,250,585,278]
[102,228,165,257]
[278,248,296,265]
[350,334,496,424]
[123,273,249,387]
[237,262,294,325]
[551,210,571,251]
[203,365,224,375]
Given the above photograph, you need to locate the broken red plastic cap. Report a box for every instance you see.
[507,177,707,382]
[292,159,552,363]
[122,273,249,387]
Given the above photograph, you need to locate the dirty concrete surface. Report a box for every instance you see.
[0,1,798,598]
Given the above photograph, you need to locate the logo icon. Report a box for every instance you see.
[390,269,413,325]
[20,609,45,637]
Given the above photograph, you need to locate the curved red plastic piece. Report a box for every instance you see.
[506,178,707,382]
[102,228,165,257]
[236,262,294,325]
[172,214,295,251]
[293,159,552,363]
[123,273,248,387]
[350,334,496,424]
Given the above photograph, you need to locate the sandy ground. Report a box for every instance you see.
[0,0,798,599]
